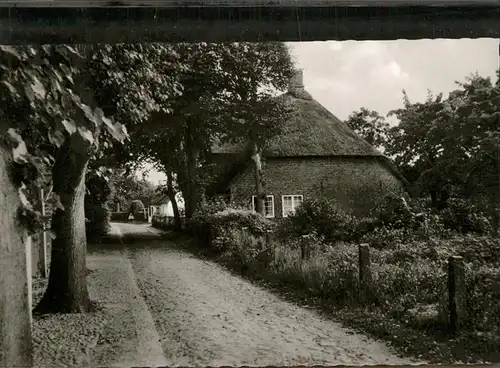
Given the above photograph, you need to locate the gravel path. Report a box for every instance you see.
[119,223,423,367]
[31,223,169,368]
[31,271,109,367]
[31,222,424,367]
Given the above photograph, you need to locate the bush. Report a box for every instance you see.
[85,173,112,243]
[188,194,500,362]
[439,198,493,235]
[277,197,360,243]
[110,212,128,222]
[85,203,111,243]
[465,264,500,331]
[278,194,435,247]
[189,200,275,254]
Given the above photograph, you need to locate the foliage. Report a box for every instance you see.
[465,264,500,331]
[87,43,183,130]
[189,200,275,254]
[439,197,493,234]
[85,204,111,243]
[0,45,128,230]
[107,168,156,211]
[197,221,500,363]
[115,42,296,218]
[345,107,390,152]
[129,199,145,214]
[346,71,499,225]
[277,196,358,243]
[84,172,112,243]
[278,194,432,246]
[383,73,500,214]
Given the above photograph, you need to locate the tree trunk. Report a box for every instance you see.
[166,171,181,231]
[0,146,33,367]
[250,142,265,216]
[34,138,93,314]
[185,120,199,219]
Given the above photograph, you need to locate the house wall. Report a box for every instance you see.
[150,195,185,217]
[229,156,406,217]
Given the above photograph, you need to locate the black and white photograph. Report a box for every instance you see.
[0,2,499,368]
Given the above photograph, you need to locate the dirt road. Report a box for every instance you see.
[98,222,422,367]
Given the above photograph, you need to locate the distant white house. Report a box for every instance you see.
[149,192,185,222]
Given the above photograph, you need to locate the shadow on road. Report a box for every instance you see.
[87,226,173,253]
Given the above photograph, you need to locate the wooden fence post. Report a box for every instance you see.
[25,235,33,328]
[300,235,311,260]
[265,230,274,245]
[256,234,265,251]
[241,227,249,242]
[448,255,466,333]
[359,243,372,292]
[39,188,48,278]
[206,224,215,248]
[240,227,249,250]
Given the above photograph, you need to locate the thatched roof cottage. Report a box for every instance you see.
[208,70,410,218]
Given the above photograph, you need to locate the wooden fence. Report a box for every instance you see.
[151,215,186,230]
[238,228,467,334]
[28,188,52,279]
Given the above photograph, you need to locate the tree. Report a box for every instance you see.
[129,199,145,214]
[0,44,129,363]
[108,168,156,212]
[211,43,296,216]
[432,72,500,230]
[385,90,447,207]
[384,71,499,219]
[345,107,390,152]
[86,43,185,216]
[131,42,295,218]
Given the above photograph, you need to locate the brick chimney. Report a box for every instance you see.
[288,69,304,92]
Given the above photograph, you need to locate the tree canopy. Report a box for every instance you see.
[345,70,499,221]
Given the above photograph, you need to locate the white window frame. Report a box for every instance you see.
[281,195,304,218]
[252,195,275,218]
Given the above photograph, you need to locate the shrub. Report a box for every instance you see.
[85,203,111,243]
[189,200,275,254]
[278,194,434,247]
[278,197,360,243]
[465,264,500,331]
[439,198,493,235]
[110,211,128,222]
[371,250,448,316]
[85,173,112,243]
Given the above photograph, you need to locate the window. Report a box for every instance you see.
[252,195,275,218]
[282,195,303,217]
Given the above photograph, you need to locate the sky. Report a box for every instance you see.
[142,38,499,185]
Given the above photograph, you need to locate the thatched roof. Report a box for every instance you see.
[150,193,170,205]
[212,89,383,158]
[210,82,412,195]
